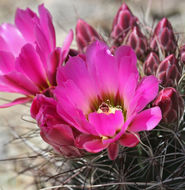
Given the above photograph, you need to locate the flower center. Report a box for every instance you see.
[97,102,122,114]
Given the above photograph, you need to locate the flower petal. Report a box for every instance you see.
[31,94,56,119]
[41,124,74,146]
[128,106,162,132]
[119,132,140,147]
[88,110,124,137]
[38,4,56,51]
[83,139,109,153]
[60,30,73,64]
[57,56,98,106]
[0,24,25,56]
[16,43,48,89]
[55,84,98,135]
[0,96,32,108]
[75,134,95,149]
[0,71,39,95]
[15,7,39,42]
[128,76,159,116]
[108,142,119,160]
[0,51,15,74]
[47,48,61,86]
[116,46,139,108]
[86,41,119,96]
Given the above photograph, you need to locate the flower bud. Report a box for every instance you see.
[126,26,148,60]
[76,19,103,53]
[156,54,181,87]
[31,95,83,157]
[153,87,184,123]
[150,18,177,55]
[180,45,185,65]
[110,3,138,46]
[143,52,160,75]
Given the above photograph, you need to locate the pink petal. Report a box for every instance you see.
[16,43,48,89]
[38,4,56,51]
[119,132,140,147]
[40,131,81,157]
[0,36,10,52]
[102,114,135,144]
[128,76,159,116]
[0,96,32,108]
[115,45,137,68]
[0,71,39,95]
[60,30,73,64]
[83,139,109,153]
[108,142,119,160]
[128,106,162,132]
[57,56,98,105]
[47,48,61,85]
[115,46,139,108]
[41,124,74,146]
[55,86,96,135]
[0,24,26,56]
[75,134,95,149]
[58,146,82,157]
[55,80,90,113]
[0,51,15,74]
[88,110,124,137]
[31,94,56,119]
[15,8,39,42]
[35,25,50,68]
[86,41,119,96]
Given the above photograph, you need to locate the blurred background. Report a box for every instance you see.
[0,0,185,189]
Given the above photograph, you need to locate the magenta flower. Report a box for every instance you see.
[0,4,73,107]
[54,41,162,160]
[31,94,83,157]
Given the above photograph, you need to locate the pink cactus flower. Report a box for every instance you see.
[31,94,83,157]
[54,41,162,160]
[0,5,73,108]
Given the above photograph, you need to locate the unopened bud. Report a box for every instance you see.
[111,3,138,46]
[143,52,160,75]
[180,45,185,65]
[150,18,177,55]
[153,87,184,123]
[76,19,103,53]
[156,54,181,87]
[126,26,148,60]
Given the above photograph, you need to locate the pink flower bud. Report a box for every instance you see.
[156,54,181,87]
[153,87,184,123]
[180,45,185,65]
[143,52,160,75]
[111,3,138,46]
[126,26,148,60]
[31,95,83,157]
[150,18,177,55]
[76,19,103,53]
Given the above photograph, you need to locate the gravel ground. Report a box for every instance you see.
[0,0,185,189]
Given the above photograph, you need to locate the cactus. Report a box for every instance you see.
[0,2,184,190]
